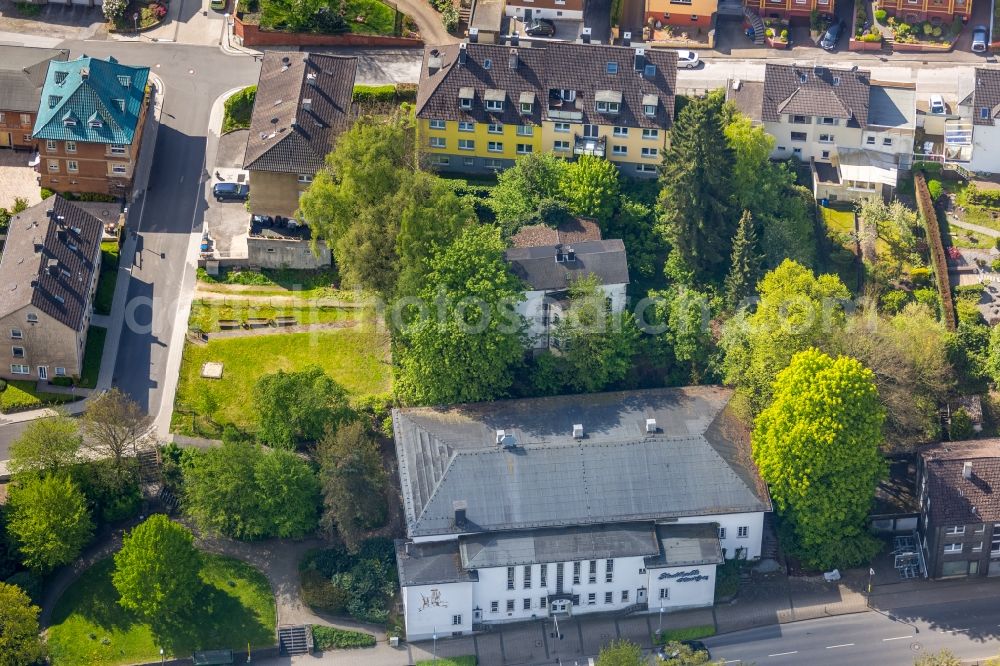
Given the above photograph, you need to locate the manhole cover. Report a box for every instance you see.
[911,642,922,652]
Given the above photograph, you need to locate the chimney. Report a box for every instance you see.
[511,32,520,46]
[454,500,468,528]
[963,461,974,479]
[469,28,479,43]
[302,98,312,111]
[622,31,632,47]
[80,67,89,80]
[404,542,411,556]
[306,72,317,86]
[496,429,506,444]
[634,48,646,72]
[509,48,518,70]
[459,42,468,65]
[581,27,592,44]
[645,418,657,434]
[573,423,584,439]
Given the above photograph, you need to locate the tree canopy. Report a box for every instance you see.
[558,154,621,224]
[8,474,93,572]
[82,388,151,489]
[8,415,81,477]
[489,152,569,229]
[113,515,202,622]
[0,582,44,666]
[753,349,885,569]
[252,365,352,448]
[596,639,644,666]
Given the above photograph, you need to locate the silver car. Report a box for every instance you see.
[972,25,988,53]
[676,50,700,68]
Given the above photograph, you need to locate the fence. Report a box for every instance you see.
[913,171,957,331]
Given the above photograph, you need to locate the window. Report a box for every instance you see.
[524,565,532,589]
[944,543,963,554]
[981,107,990,120]
[10,364,29,375]
[992,525,1000,553]
[523,598,531,610]
[573,561,581,585]
[452,614,462,625]
[488,123,503,134]
[10,329,22,340]
[507,567,515,590]
[644,64,656,77]
[596,101,620,114]
[540,596,547,608]
[866,135,876,145]
[644,104,656,116]
[613,126,628,137]
[792,148,802,156]
[429,119,446,130]
[820,117,836,125]
[818,134,833,144]
[430,137,446,148]
[946,526,966,535]
[659,588,669,600]
[463,158,474,166]
[520,102,533,114]
[607,62,619,74]
[112,164,127,175]
[738,526,749,538]
[458,139,474,151]
[295,173,314,184]
[12,347,24,358]
[621,590,629,602]
[605,559,614,583]
[118,74,131,88]
[48,160,59,172]
[587,593,596,605]
[65,140,77,153]
[506,599,515,612]
[612,145,628,156]
[883,137,893,146]
[110,145,127,155]
[458,121,474,132]
[55,367,66,376]
[491,601,499,613]
[973,542,984,552]
[942,561,967,576]
[517,125,533,136]
[540,564,548,588]
[460,98,473,110]
[486,100,504,112]
[516,144,533,154]
[635,164,656,173]
[67,160,78,172]
[641,147,657,158]
[0,112,5,124]
[20,113,31,126]
[488,141,503,153]
[790,132,807,142]
[976,525,986,534]
[23,134,30,142]
[26,313,37,323]
[821,150,831,159]
[642,128,659,140]
[484,159,503,169]
[431,156,450,166]
[791,115,808,124]
[604,592,613,604]
[483,58,493,70]
[554,140,570,151]
[718,527,726,540]
[588,560,597,584]
[554,122,571,133]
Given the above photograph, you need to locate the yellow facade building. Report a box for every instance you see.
[415,40,677,178]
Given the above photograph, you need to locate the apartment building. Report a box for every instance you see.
[877,0,970,24]
[415,39,676,178]
[0,46,68,150]
[506,0,584,22]
[393,386,771,640]
[965,68,1000,175]
[0,196,103,382]
[32,55,150,197]
[645,0,718,28]
[743,0,833,20]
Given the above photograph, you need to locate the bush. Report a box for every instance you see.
[442,4,458,31]
[299,539,397,624]
[955,283,986,301]
[922,21,933,35]
[927,179,944,201]
[651,625,716,646]
[311,626,376,650]
[881,289,911,314]
[963,183,1000,208]
[40,188,55,200]
[50,377,74,387]
[0,379,6,392]
[950,407,974,440]
[780,28,789,40]
[103,0,128,22]
[874,8,887,21]
[223,85,257,133]
[352,84,396,104]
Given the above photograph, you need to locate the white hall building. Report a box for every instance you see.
[393,386,772,641]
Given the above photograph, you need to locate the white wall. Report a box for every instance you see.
[647,563,717,611]
[675,512,765,560]
[971,124,1000,173]
[505,3,584,20]
[403,582,474,641]
[765,117,863,162]
[862,129,913,158]
[517,283,629,349]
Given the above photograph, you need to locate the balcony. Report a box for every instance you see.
[548,90,583,121]
[574,134,606,157]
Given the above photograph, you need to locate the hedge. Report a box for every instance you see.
[352,83,417,105]
[913,172,956,331]
[651,625,716,646]
[311,626,377,650]
[962,183,1000,208]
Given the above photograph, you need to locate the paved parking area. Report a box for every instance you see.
[204,129,250,257]
[0,150,41,211]
[0,0,104,43]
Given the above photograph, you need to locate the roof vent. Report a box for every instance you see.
[306,72,317,86]
[509,48,518,70]
[459,42,468,65]
[80,67,89,80]
[302,98,312,111]
[428,56,443,74]
[634,48,645,72]
[496,429,517,448]
[732,78,742,90]
[496,429,506,444]
[573,423,584,439]
[622,31,632,46]
[469,28,479,43]
[798,70,808,84]
[282,55,290,64]
[645,418,657,434]
[963,461,974,479]
[581,26,592,44]
[453,500,468,528]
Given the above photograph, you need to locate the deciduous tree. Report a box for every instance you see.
[253,365,352,448]
[914,650,962,666]
[8,415,81,477]
[753,349,885,569]
[488,152,568,229]
[558,155,621,224]
[8,475,93,572]
[0,582,44,666]
[596,639,644,666]
[81,388,152,488]
[112,515,201,622]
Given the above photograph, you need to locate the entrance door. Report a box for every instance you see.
[636,587,647,604]
[473,608,482,622]
[583,124,599,138]
[551,599,570,614]
[38,366,47,381]
[0,132,11,148]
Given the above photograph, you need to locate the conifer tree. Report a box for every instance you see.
[723,210,761,310]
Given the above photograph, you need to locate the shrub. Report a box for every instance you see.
[299,539,397,624]
[874,8,887,21]
[651,625,716,646]
[923,21,933,35]
[311,626,376,650]
[103,0,128,22]
[927,179,944,201]
[932,26,942,37]
[40,188,55,200]
[780,28,789,40]
[442,4,458,31]
[913,287,939,311]
[0,379,6,392]
[995,236,1000,251]
[881,289,911,314]
[955,283,986,301]
[223,85,256,133]
[352,84,396,104]
[950,407,974,440]
[50,377,74,387]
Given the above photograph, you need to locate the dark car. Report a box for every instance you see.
[820,20,844,50]
[656,640,711,660]
[525,18,556,37]
[213,182,249,202]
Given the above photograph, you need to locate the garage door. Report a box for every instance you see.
[989,559,1000,577]
[0,133,11,148]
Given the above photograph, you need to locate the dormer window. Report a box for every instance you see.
[642,94,658,117]
[595,90,622,114]
[458,86,474,110]
[607,62,619,74]
[26,313,38,323]
[561,89,576,102]
[520,102,532,114]
[117,74,131,87]
[88,111,104,128]
[48,95,61,109]
[484,89,506,112]
[114,99,126,112]
[519,91,535,115]
[62,111,77,127]
[54,71,68,85]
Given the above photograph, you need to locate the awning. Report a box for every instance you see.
[838,149,898,187]
[595,90,623,104]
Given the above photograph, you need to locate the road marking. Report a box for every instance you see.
[768,651,799,657]
[883,636,913,641]
[941,628,969,634]
[826,643,854,649]
[723,661,741,664]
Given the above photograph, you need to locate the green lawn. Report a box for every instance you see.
[94,241,120,316]
[187,301,358,333]
[822,206,855,236]
[344,0,397,34]
[0,380,79,413]
[196,267,360,301]
[171,326,391,436]
[416,658,476,666]
[47,554,275,666]
[651,624,716,646]
[78,326,107,389]
[945,220,996,249]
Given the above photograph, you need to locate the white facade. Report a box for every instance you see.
[766,115,863,163]
[517,282,628,350]
[676,512,764,560]
[505,2,584,20]
[970,124,1000,174]
[402,582,475,640]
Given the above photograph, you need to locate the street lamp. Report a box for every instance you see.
[657,604,664,635]
[159,648,164,665]
[432,629,437,663]
[867,567,875,607]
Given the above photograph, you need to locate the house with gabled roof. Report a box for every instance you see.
[0,46,68,151]
[0,196,103,382]
[32,55,149,197]
[393,386,771,640]
[966,68,1000,175]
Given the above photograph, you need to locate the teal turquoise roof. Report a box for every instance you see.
[33,55,149,145]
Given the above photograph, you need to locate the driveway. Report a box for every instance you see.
[0,150,41,211]
[205,129,250,258]
[584,0,612,43]
[0,0,104,42]
[393,0,457,45]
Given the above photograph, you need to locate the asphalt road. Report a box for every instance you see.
[703,597,1000,665]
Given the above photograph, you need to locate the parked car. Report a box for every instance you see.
[676,50,700,68]
[525,19,556,37]
[929,94,946,115]
[972,25,988,53]
[820,20,845,50]
[213,182,249,202]
[656,640,711,660]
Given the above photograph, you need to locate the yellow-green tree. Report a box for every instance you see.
[0,582,44,666]
[752,348,885,569]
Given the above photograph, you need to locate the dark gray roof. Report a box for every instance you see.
[972,68,1000,126]
[393,386,771,538]
[645,524,724,568]
[0,46,68,113]
[762,64,871,128]
[0,196,103,330]
[868,85,915,129]
[505,239,629,291]
[417,42,676,129]
[921,440,1000,525]
[459,523,659,569]
[395,539,476,586]
[725,79,763,124]
[243,52,357,174]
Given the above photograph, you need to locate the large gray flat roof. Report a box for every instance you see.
[646,523,724,568]
[395,539,476,587]
[394,386,771,538]
[869,85,916,129]
[460,523,660,569]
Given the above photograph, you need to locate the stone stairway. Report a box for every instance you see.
[744,6,766,44]
[761,512,780,561]
[278,625,311,655]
